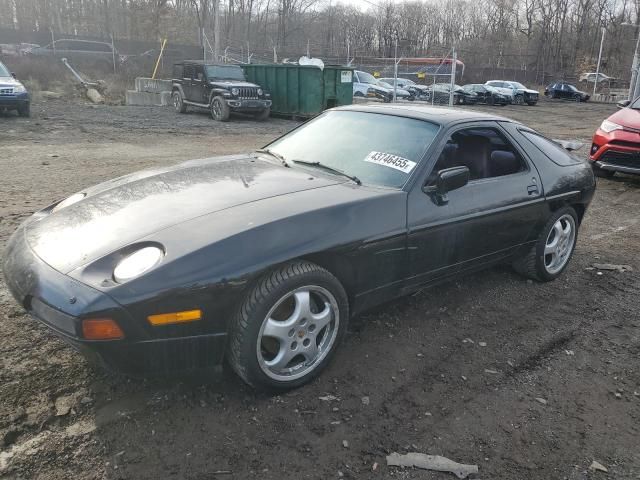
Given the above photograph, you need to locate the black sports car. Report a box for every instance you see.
[3,105,595,390]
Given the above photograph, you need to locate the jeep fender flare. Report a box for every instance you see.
[171,84,186,97]
[208,88,230,105]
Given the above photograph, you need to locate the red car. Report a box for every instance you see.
[590,99,640,177]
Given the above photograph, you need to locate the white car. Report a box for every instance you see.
[485,80,539,105]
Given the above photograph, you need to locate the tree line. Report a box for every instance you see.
[0,0,637,82]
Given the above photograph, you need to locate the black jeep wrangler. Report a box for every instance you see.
[172,61,271,121]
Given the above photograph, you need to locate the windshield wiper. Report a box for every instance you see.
[255,148,290,167]
[292,160,362,185]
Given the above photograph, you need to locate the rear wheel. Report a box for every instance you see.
[513,207,579,282]
[227,261,349,390]
[210,96,230,121]
[173,91,187,113]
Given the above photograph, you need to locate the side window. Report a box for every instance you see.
[172,64,182,78]
[430,127,526,182]
[194,66,204,81]
[183,65,194,80]
[354,73,360,83]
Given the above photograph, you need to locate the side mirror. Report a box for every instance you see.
[423,166,470,205]
[617,99,631,109]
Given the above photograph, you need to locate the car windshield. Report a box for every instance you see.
[357,71,377,84]
[629,97,640,109]
[510,82,527,89]
[264,111,440,188]
[378,81,393,88]
[0,63,10,77]
[205,65,245,80]
[566,84,578,92]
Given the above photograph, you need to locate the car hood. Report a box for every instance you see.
[209,80,260,88]
[607,107,640,129]
[0,76,23,88]
[518,88,539,94]
[24,155,343,273]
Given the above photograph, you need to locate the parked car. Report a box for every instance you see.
[485,80,539,105]
[545,82,590,102]
[172,61,271,121]
[0,61,30,117]
[377,80,412,100]
[353,70,383,98]
[589,98,640,177]
[379,77,430,100]
[30,39,119,63]
[425,84,477,105]
[3,104,595,390]
[462,84,509,105]
[579,72,615,85]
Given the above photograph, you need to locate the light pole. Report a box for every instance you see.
[593,27,605,98]
[622,22,640,100]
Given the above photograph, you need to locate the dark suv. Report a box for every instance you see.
[172,61,271,121]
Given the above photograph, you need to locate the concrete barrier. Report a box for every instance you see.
[126,90,172,106]
[134,77,173,94]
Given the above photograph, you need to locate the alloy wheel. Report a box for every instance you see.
[211,99,222,120]
[544,214,576,274]
[256,286,340,382]
[173,93,182,111]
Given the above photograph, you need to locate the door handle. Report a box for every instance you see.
[527,184,539,195]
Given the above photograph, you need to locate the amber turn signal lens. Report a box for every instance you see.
[147,309,202,326]
[82,318,125,340]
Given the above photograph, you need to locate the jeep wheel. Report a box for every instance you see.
[173,91,187,113]
[210,96,230,121]
[17,103,30,117]
[257,107,271,121]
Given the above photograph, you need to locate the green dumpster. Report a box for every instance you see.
[242,64,354,117]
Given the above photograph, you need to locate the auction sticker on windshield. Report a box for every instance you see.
[364,151,417,173]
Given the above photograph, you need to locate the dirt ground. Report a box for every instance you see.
[0,99,639,480]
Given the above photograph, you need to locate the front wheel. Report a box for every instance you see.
[17,102,30,117]
[210,96,230,121]
[513,207,579,282]
[514,95,524,105]
[227,261,349,390]
[256,107,270,121]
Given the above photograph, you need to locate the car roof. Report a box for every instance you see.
[335,104,513,126]
[175,60,242,67]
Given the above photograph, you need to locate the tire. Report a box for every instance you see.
[592,165,615,178]
[353,91,364,98]
[488,96,495,106]
[513,206,579,282]
[210,95,230,121]
[173,91,187,113]
[574,94,581,102]
[17,102,30,117]
[256,107,270,121]
[526,101,537,106]
[550,91,557,99]
[514,94,524,105]
[227,261,349,390]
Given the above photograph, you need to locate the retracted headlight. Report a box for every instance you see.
[52,193,86,213]
[600,120,623,133]
[231,87,239,96]
[13,84,26,93]
[113,246,164,283]
[257,88,263,96]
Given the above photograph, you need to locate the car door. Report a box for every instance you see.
[407,121,547,284]
[181,64,195,101]
[191,64,207,104]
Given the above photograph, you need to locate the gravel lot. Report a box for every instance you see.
[1,99,639,480]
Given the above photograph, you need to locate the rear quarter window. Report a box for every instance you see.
[519,130,582,166]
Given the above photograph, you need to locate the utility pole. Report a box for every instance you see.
[449,48,457,106]
[593,27,605,98]
[213,0,220,62]
[393,34,398,102]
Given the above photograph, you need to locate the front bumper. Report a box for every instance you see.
[226,98,271,111]
[2,224,226,376]
[590,128,640,175]
[0,92,29,109]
